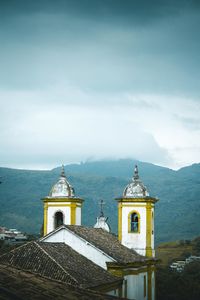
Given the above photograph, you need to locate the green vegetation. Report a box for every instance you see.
[157,262,200,300]
[0,159,200,243]
[157,236,200,300]
[157,236,200,265]
[157,240,193,266]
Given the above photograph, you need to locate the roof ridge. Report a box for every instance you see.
[35,242,79,285]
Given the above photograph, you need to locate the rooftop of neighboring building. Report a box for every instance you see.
[0,264,122,300]
[0,241,122,290]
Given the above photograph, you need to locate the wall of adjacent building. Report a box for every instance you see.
[42,227,115,269]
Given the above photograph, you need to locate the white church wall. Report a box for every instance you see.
[121,204,146,256]
[124,271,147,300]
[76,206,81,225]
[151,270,155,300]
[42,227,115,269]
[106,289,120,297]
[47,205,71,233]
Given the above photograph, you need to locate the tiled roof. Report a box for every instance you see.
[0,241,121,289]
[64,225,151,264]
[0,264,122,300]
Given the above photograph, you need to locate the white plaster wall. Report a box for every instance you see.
[152,270,155,300]
[76,206,81,225]
[47,205,71,234]
[121,204,146,255]
[106,289,119,297]
[42,228,115,269]
[124,271,147,300]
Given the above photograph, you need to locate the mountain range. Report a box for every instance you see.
[0,159,200,244]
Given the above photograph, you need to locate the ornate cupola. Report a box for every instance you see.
[123,165,149,198]
[94,200,111,232]
[116,165,158,257]
[42,165,84,236]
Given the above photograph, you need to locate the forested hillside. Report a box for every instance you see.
[0,159,200,244]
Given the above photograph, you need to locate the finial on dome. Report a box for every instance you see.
[133,165,139,180]
[60,165,66,178]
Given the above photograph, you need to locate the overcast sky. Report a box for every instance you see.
[0,0,200,170]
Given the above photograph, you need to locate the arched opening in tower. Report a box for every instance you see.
[54,211,64,229]
[131,212,139,233]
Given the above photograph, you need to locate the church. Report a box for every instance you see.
[0,165,158,300]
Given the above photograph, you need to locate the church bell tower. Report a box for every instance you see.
[42,166,84,236]
[116,165,158,257]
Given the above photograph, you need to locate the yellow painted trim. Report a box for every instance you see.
[118,203,122,242]
[144,275,147,298]
[70,203,76,225]
[116,197,158,204]
[108,268,123,277]
[43,203,48,236]
[122,204,148,208]
[107,261,157,271]
[42,197,84,204]
[146,203,153,257]
[108,265,152,276]
[47,204,81,207]
[128,210,140,234]
[147,266,153,300]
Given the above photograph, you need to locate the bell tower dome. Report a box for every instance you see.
[116,165,158,257]
[42,165,84,236]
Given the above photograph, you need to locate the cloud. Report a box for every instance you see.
[0,89,171,169]
[0,0,200,169]
[1,87,200,170]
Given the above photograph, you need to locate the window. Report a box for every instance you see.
[129,211,140,233]
[54,211,64,229]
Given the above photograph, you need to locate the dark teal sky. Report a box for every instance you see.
[0,0,200,169]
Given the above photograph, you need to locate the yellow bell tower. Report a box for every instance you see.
[116,165,158,257]
[42,165,84,236]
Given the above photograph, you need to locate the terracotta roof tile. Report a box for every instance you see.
[0,241,122,289]
[0,264,122,300]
